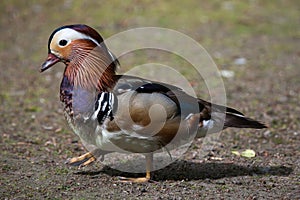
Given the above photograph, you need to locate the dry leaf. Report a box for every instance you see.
[241,149,256,158]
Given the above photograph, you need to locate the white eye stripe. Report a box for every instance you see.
[52,28,102,47]
[51,28,120,64]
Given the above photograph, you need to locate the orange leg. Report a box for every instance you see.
[119,153,153,183]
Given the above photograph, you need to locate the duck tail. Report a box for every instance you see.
[224,112,267,129]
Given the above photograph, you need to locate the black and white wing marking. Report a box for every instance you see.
[92,92,117,124]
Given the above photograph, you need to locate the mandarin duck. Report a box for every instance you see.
[40,24,266,182]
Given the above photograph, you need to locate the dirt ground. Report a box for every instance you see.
[1,1,299,199]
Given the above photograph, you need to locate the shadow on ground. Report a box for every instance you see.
[75,160,293,181]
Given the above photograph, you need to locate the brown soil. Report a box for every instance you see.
[1,1,299,199]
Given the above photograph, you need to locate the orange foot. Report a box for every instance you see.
[66,152,96,168]
[118,176,151,183]
[118,154,152,183]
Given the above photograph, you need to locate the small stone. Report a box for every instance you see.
[234,57,247,65]
[220,70,235,78]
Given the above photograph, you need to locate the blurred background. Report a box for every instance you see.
[1,1,299,199]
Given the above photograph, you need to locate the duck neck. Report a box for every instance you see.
[64,47,117,92]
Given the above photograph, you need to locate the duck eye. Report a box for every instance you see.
[59,39,68,46]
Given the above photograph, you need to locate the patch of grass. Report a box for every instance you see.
[55,167,69,175]
[24,106,41,112]
[271,136,285,145]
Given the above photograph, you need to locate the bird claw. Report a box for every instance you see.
[65,152,96,168]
